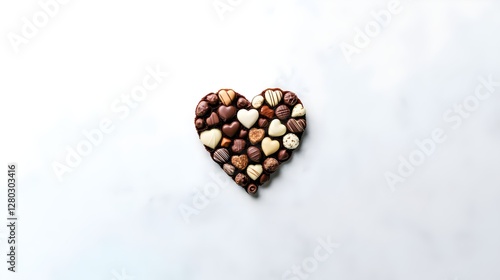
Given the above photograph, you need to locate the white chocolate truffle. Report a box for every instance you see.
[283,133,300,149]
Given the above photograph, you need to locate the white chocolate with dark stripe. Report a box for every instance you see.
[264,89,283,107]
[247,164,263,180]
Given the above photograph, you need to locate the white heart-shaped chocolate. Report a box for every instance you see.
[264,89,283,107]
[262,137,280,156]
[200,129,222,149]
[268,119,287,137]
[237,109,259,129]
[247,164,263,180]
[291,104,306,117]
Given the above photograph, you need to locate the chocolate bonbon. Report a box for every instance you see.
[247,164,263,180]
[286,119,306,133]
[218,89,235,106]
[262,137,280,156]
[223,163,235,176]
[195,88,306,195]
[249,128,265,145]
[263,158,279,173]
[268,119,287,137]
[206,112,220,126]
[247,146,262,162]
[231,139,246,154]
[213,148,230,163]
[291,104,306,117]
[283,133,300,149]
[284,92,298,106]
[275,105,291,120]
[232,155,248,170]
[247,184,258,194]
[235,173,249,187]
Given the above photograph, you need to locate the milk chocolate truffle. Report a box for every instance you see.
[263,158,279,173]
[260,174,270,184]
[237,97,250,109]
[277,150,290,161]
[275,105,290,120]
[206,93,219,105]
[196,101,210,117]
[195,118,204,129]
[247,146,262,162]
[235,173,249,187]
[231,139,246,154]
[284,92,298,106]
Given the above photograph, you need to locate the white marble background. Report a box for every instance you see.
[0,0,499,279]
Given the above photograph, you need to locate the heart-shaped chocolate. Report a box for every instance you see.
[194,89,307,195]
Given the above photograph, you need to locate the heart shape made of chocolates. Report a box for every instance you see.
[194,89,307,195]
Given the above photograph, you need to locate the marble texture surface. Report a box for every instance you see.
[1,0,500,279]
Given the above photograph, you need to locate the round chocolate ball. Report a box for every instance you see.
[263,158,279,173]
[235,173,249,187]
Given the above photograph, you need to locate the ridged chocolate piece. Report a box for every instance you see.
[286,119,306,133]
[213,148,230,163]
[247,146,262,162]
[223,164,235,176]
[275,105,290,120]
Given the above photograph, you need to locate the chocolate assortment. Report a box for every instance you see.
[194,89,307,195]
